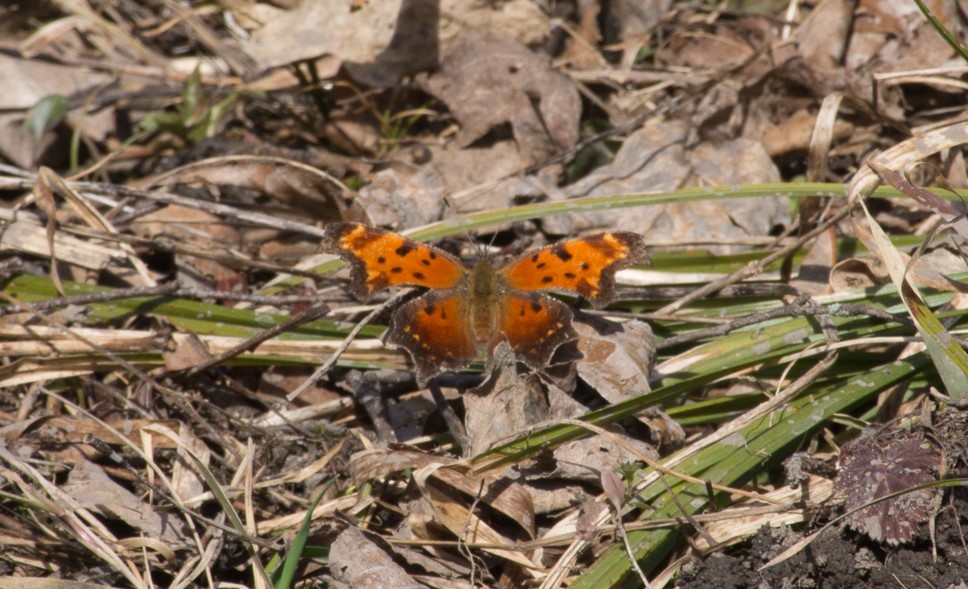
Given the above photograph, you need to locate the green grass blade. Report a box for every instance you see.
[569,353,929,588]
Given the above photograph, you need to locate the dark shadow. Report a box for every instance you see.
[345,0,440,87]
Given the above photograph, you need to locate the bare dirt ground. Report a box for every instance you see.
[680,494,968,589]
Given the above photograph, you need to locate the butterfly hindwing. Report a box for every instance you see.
[500,291,577,370]
[386,290,478,385]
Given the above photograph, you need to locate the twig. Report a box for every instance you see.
[345,369,411,444]
[657,207,851,315]
[656,294,906,351]
[82,434,276,548]
[0,289,227,447]
[0,172,328,240]
[656,294,815,350]
[614,508,652,589]
[429,378,469,451]
[287,290,409,401]
[63,225,327,280]
[184,300,331,377]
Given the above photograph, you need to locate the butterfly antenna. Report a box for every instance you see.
[442,195,487,261]
[484,221,503,255]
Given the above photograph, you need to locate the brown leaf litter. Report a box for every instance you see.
[1,0,967,587]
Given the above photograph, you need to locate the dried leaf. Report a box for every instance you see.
[557,0,603,69]
[131,204,240,288]
[31,168,63,295]
[1,416,180,449]
[140,155,352,221]
[330,526,423,589]
[0,53,114,167]
[422,32,581,162]
[606,0,670,68]
[576,499,607,542]
[409,141,529,212]
[829,257,890,292]
[243,0,548,80]
[550,433,657,484]
[463,341,552,456]
[350,445,537,556]
[600,469,625,512]
[834,428,941,544]
[350,448,454,487]
[792,226,838,295]
[414,467,538,568]
[63,459,188,548]
[171,422,210,507]
[549,122,788,244]
[354,162,448,227]
[244,1,416,70]
[793,0,853,71]
[163,333,214,372]
[575,317,654,401]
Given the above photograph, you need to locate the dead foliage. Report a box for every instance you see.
[1,1,968,588]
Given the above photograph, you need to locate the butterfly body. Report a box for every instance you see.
[322,222,648,384]
[467,260,503,344]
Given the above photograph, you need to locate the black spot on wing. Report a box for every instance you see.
[552,245,573,262]
[395,242,416,257]
[530,302,542,313]
[541,276,554,284]
[390,267,403,273]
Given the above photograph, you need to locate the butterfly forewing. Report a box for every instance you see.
[499,232,648,307]
[322,222,466,297]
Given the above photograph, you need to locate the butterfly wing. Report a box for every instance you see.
[386,290,479,385]
[322,222,465,298]
[499,232,648,307]
[499,292,577,370]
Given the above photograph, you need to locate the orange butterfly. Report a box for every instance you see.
[322,222,648,385]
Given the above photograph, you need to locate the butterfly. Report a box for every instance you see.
[322,222,649,385]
